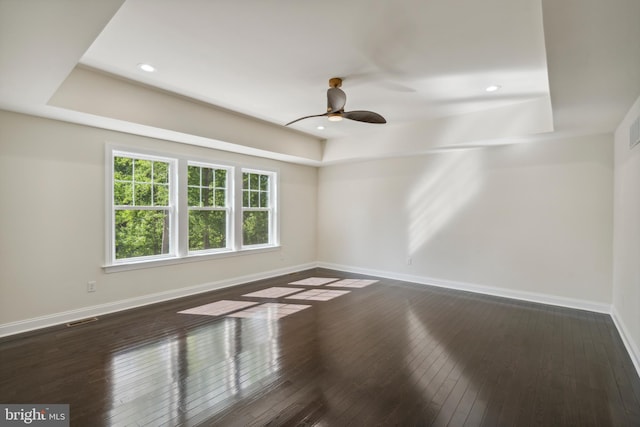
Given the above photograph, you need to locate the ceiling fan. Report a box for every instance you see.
[285,77,386,126]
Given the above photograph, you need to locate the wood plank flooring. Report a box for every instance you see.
[1,268,640,426]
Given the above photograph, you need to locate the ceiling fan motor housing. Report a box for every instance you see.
[329,77,343,88]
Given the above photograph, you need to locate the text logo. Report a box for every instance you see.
[0,405,69,427]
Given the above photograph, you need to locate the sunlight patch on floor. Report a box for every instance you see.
[178,300,258,316]
[289,277,340,286]
[325,279,378,288]
[242,287,304,298]
[227,303,311,320]
[286,289,350,301]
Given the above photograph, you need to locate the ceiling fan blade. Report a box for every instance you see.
[327,87,347,113]
[285,113,328,126]
[342,110,387,124]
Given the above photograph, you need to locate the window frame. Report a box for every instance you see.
[240,168,278,249]
[108,150,178,265]
[105,145,279,272]
[186,161,233,255]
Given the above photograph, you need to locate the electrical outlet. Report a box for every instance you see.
[87,281,97,293]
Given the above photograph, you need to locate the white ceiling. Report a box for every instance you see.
[1,0,639,163]
[78,0,550,139]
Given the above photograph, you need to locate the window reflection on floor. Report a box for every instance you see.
[108,316,281,425]
[108,337,181,425]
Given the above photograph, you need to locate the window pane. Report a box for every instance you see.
[259,174,269,191]
[114,156,133,181]
[242,190,249,207]
[114,181,133,206]
[189,166,226,208]
[115,209,170,259]
[134,159,152,182]
[243,211,269,245]
[243,172,249,189]
[260,190,269,208]
[134,183,152,206]
[153,184,169,206]
[216,169,226,187]
[215,189,226,207]
[188,187,200,207]
[250,173,259,189]
[189,210,227,251]
[250,191,259,207]
[203,187,213,207]
[153,161,169,184]
[188,165,200,186]
[201,167,212,188]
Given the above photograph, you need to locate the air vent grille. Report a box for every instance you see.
[66,317,98,327]
[631,116,640,150]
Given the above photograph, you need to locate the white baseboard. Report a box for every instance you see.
[317,262,611,313]
[0,262,317,338]
[611,307,640,379]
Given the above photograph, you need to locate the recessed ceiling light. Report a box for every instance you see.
[316,125,325,130]
[137,63,156,73]
[485,85,501,92]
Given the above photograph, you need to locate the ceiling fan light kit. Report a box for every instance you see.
[285,77,386,126]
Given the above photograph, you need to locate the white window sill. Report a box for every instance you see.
[103,245,281,273]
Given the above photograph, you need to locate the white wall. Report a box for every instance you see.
[318,134,613,308]
[0,107,620,338]
[0,110,318,330]
[612,94,640,370]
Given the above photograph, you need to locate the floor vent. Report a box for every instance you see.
[66,317,98,327]
[631,116,640,150]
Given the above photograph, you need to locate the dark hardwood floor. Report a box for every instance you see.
[1,268,639,426]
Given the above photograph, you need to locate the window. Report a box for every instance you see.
[188,164,229,252]
[242,171,274,246]
[107,147,278,269]
[112,154,175,261]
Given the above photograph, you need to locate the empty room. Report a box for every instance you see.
[1,0,640,426]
